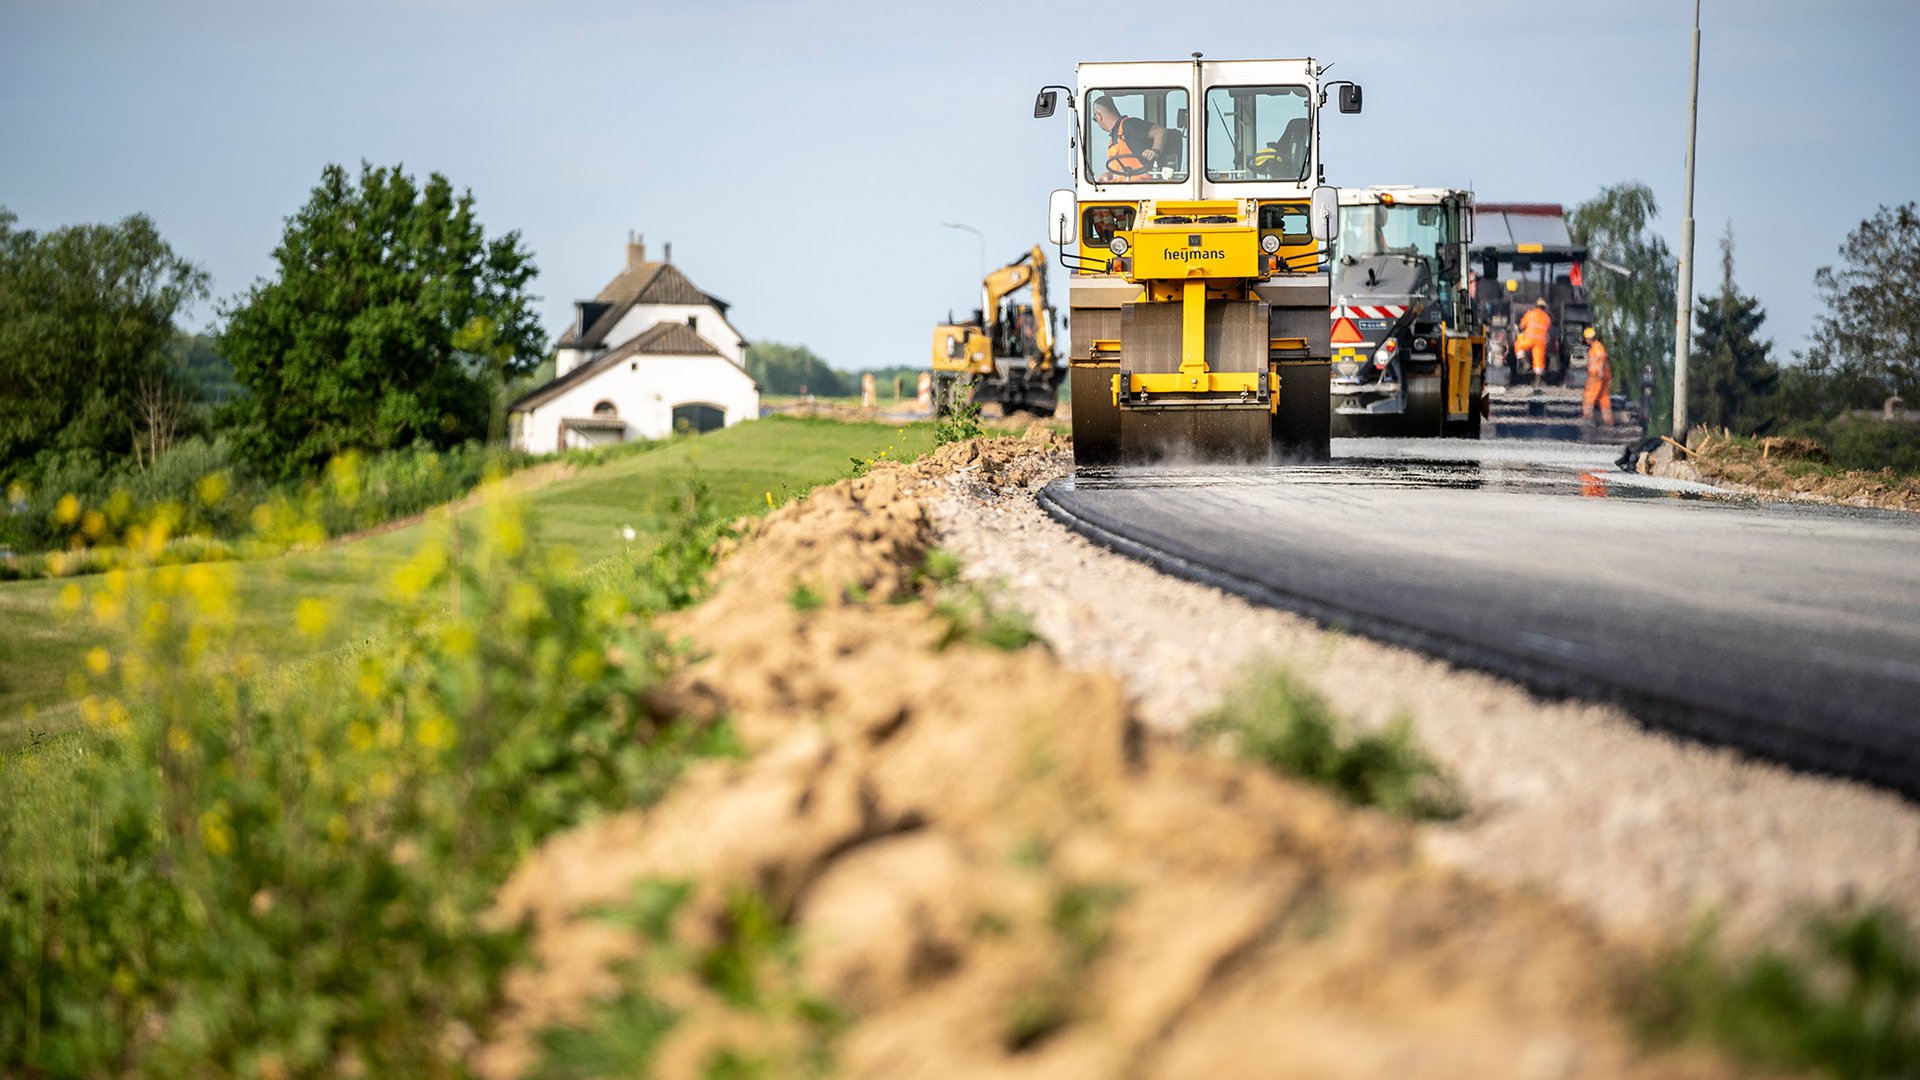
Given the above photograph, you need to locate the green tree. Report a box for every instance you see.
[1569,182,1679,428]
[1689,227,1780,434]
[167,331,242,405]
[0,207,209,474]
[1795,201,1920,414]
[221,163,543,478]
[745,340,849,396]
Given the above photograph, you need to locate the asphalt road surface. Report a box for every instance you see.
[1039,438,1920,799]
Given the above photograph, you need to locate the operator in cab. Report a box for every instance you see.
[1091,95,1171,182]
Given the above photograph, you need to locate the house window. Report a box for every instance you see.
[593,400,618,417]
[671,403,725,434]
[686,315,699,331]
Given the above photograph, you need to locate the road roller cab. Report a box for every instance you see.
[1034,57,1356,464]
[1329,186,1487,438]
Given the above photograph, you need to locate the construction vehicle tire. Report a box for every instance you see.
[1069,363,1120,465]
[1405,372,1445,437]
[1272,361,1332,461]
[1443,411,1483,439]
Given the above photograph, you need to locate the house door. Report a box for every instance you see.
[671,403,726,434]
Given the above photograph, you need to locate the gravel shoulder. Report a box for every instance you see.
[931,446,1920,947]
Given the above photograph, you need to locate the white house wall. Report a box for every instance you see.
[515,354,760,454]
[605,303,747,365]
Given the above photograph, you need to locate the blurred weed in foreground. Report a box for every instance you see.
[536,881,844,1080]
[1194,665,1463,820]
[1639,907,1920,1079]
[0,463,733,1077]
[934,381,985,446]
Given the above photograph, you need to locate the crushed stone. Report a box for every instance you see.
[478,433,1769,1080]
[931,443,1920,950]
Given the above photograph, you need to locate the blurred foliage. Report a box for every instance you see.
[220,162,545,479]
[1640,908,1920,1078]
[0,458,733,1076]
[0,206,209,470]
[745,340,849,397]
[1194,665,1462,820]
[534,882,843,1080]
[0,435,656,577]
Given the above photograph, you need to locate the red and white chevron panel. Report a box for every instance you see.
[1329,304,1409,320]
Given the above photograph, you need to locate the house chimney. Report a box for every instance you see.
[664,242,672,263]
[627,231,646,269]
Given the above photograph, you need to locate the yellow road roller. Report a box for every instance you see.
[1033,55,1360,463]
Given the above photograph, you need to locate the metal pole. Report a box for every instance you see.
[1671,0,1701,440]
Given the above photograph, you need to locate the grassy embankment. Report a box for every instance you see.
[0,414,932,1075]
[0,416,933,748]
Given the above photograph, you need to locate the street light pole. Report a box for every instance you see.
[1671,0,1701,440]
[941,222,988,326]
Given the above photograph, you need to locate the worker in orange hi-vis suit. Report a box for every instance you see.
[1514,298,1552,388]
[1581,326,1614,425]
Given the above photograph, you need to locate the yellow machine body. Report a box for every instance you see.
[1042,57,1344,463]
[928,245,1063,415]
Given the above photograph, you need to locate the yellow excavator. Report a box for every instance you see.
[1032,56,1360,462]
[929,245,1063,416]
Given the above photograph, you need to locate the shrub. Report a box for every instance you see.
[1194,665,1462,820]
[1639,908,1920,1078]
[0,479,732,1076]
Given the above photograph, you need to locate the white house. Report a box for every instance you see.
[510,237,759,453]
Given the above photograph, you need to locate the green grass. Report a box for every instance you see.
[1639,908,1920,1078]
[0,416,937,748]
[1193,665,1463,820]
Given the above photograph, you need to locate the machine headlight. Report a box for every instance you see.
[946,335,962,359]
[1108,235,1130,256]
[1372,339,1400,368]
[1260,234,1281,254]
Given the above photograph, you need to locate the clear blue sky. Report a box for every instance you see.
[4,0,1915,373]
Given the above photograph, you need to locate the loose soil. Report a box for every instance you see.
[935,443,1920,950]
[480,433,1801,1079]
[1686,432,1920,512]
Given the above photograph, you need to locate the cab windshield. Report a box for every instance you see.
[1084,87,1189,184]
[1337,203,1446,260]
[1204,85,1311,182]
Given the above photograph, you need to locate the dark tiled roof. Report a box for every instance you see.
[555,261,720,347]
[510,321,737,413]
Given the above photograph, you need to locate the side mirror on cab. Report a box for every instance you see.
[1034,90,1058,119]
[1047,189,1077,247]
[1339,84,1363,114]
[1309,186,1339,243]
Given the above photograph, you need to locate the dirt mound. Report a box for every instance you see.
[480,437,1760,1080]
[1668,431,1920,512]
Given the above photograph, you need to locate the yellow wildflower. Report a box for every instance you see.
[196,471,229,508]
[59,582,83,614]
[84,647,111,676]
[52,493,80,525]
[416,714,453,750]
[294,597,332,639]
[199,806,234,856]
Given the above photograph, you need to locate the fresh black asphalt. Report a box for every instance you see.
[1039,438,1920,799]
